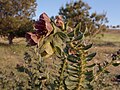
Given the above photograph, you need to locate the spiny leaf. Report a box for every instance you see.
[83,44,92,50]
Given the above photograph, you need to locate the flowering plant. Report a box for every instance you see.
[18,13,120,90]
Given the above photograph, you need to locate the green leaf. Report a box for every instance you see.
[85,70,93,75]
[68,79,78,83]
[85,70,94,82]
[87,63,96,68]
[67,67,79,72]
[52,23,61,34]
[67,59,78,63]
[70,74,78,78]
[57,32,67,40]
[64,46,69,54]
[84,27,89,36]
[67,55,79,63]
[87,53,96,58]
[67,31,74,37]
[67,70,78,75]
[97,64,103,72]
[112,63,120,66]
[104,70,110,74]
[41,41,54,58]
[73,34,83,41]
[83,44,92,50]
[53,34,65,50]
[55,46,62,57]
[86,57,93,61]
[74,23,81,36]
[86,53,96,61]
[69,63,79,68]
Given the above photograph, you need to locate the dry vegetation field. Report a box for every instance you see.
[0,30,120,74]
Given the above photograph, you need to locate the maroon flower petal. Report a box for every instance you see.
[55,15,64,28]
[45,22,53,36]
[35,14,53,36]
[25,32,41,46]
[39,12,51,22]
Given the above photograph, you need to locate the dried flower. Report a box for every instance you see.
[26,13,53,46]
[55,15,64,29]
[39,12,51,23]
[35,13,53,36]
[25,32,41,46]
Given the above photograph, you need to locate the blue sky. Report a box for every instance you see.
[34,0,120,25]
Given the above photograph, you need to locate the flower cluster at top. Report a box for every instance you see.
[25,13,64,46]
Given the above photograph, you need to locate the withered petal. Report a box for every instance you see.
[25,32,41,46]
[55,20,64,27]
[55,15,64,28]
[39,12,51,22]
[45,22,53,36]
[55,15,63,20]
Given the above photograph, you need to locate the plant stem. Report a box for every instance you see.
[90,60,114,84]
[76,50,86,90]
[58,58,67,90]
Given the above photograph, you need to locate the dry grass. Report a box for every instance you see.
[91,30,120,74]
[0,38,28,73]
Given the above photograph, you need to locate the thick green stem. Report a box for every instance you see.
[76,50,86,90]
[58,58,67,90]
